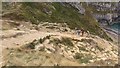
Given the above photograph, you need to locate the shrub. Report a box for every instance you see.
[39,38,44,44]
[74,53,83,59]
[61,37,74,47]
[80,39,98,46]
[74,53,93,63]
[78,47,89,52]
[49,38,61,45]
[96,46,104,52]
[23,39,38,49]
[39,35,51,44]
[49,37,74,47]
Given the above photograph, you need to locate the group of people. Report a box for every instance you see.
[75,27,88,36]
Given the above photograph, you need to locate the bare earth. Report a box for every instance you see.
[0,29,118,66]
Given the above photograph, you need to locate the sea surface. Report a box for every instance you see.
[110,22,120,32]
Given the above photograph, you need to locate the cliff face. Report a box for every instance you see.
[2,2,112,41]
[88,2,119,23]
[68,2,85,14]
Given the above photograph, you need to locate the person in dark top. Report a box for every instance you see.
[81,28,85,36]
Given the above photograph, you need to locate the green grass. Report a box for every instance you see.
[2,2,112,41]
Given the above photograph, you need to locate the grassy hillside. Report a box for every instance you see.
[2,2,112,41]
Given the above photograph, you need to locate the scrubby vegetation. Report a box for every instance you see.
[80,39,97,45]
[61,37,74,47]
[23,39,38,49]
[39,35,51,44]
[2,2,112,41]
[49,37,74,47]
[80,38,104,51]
[74,53,93,63]
[22,35,51,49]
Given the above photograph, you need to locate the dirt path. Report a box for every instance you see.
[1,30,49,67]
[0,30,117,67]
[2,30,50,48]
[1,30,114,51]
[1,23,116,52]
[1,30,90,49]
[0,30,88,67]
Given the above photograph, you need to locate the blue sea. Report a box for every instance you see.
[110,23,120,31]
[110,22,120,33]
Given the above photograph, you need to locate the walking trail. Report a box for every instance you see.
[0,30,117,67]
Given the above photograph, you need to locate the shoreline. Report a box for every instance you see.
[101,25,119,43]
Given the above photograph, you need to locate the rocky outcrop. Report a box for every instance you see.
[69,2,85,14]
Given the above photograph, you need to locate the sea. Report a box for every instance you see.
[110,22,120,34]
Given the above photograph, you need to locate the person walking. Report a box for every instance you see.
[81,28,85,36]
[77,29,81,36]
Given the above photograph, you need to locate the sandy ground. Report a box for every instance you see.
[0,29,118,67]
[0,30,88,67]
[1,30,90,49]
